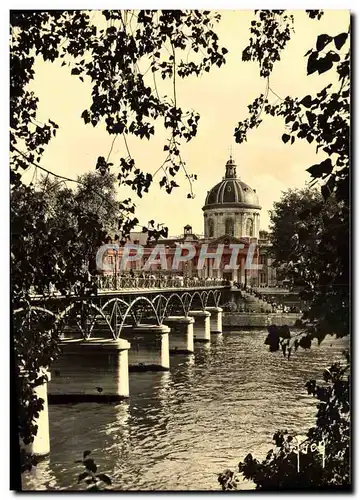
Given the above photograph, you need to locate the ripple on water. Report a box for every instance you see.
[22,330,348,491]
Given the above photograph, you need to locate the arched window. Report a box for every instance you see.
[208,218,214,237]
[225,218,234,237]
[246,218,253,237]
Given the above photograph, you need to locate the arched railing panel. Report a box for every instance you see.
[161,293,187,322]
[117,296,161,339]
[188,291,204,311]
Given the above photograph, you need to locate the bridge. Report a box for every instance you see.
[16,277,231,457]
[17,277,228,340]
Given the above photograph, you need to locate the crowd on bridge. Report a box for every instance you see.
[98,271,228,291]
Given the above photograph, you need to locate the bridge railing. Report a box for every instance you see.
[97,275,227,291]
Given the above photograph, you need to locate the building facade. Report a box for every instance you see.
[101,156,277,287]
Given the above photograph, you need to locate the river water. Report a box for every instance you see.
[22,329,348,491]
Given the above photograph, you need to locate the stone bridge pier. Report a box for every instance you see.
[18,283,227,457]
[20,368,52,458]
[163,316,195,354]
[48,338,131,402]
[121,324,170,371]
[205,306,223,333]
[188,310,211,342]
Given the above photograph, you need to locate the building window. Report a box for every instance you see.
[246,218,253,237]
[225,218,234,236]
[208,218,214,237]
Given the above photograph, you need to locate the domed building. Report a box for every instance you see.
[203,156,261,239]
[123,154,277,286]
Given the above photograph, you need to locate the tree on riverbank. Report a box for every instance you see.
[219,9,350,490]
[268,187,349,344]
[11,10,228,475]
[38,171,131,236]
[234,10,349,352]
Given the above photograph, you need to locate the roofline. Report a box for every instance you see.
[202,203,262,211]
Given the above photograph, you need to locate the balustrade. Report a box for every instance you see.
[97,274,227,291]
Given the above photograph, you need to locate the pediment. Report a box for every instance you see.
[208,235,251,246]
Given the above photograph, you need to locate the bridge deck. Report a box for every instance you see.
[29,285,228,302]
[98,285,227,296]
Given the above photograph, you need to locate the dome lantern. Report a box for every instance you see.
[225,156,237,179]
[203,156,261,210]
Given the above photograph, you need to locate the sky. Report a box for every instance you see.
[23,9,350,237]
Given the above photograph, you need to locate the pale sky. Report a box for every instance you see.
[23,9,350,236]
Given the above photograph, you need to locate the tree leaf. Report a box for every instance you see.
[81,110,90,124]
[300,95,312,108]
[317,54,334,75]
[78,471,88,483]
[97,473,112,485]
[83,458,97,473]
[316,34,333,51]
[307,52,319,75]
[282,134,290,144]
[306,158,333,178]
[334,32,348,50]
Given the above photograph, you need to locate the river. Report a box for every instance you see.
[22,329,348,491]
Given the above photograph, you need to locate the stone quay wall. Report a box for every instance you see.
[223,312,302,328]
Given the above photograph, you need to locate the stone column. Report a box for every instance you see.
[48,338,131,402]
[209,261,213,278]
[188,310,211,342]
[239,256,246,285]
[163,316,195,354]
[124,324,170,371]
[205,306,223,333]
[232,268,237,282]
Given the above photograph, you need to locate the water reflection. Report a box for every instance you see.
[21,458,61,491]
[22,330,348,491]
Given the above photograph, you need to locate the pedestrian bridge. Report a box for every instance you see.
[18,277,228,340]
[15,276,231,457]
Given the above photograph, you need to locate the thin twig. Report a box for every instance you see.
[171,41,177,108]
[256,76,270,121]
[152,66,160,101]
[106,135,118,163]
[269,86,284,101]
[122,133,131,158]
[179,154,194,198]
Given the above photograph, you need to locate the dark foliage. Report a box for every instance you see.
[234,9,350,353]
[10,9,226,472]
[218,10,350,490]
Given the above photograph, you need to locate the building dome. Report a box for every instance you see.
[202,156,262,240]
[203,158,261,210]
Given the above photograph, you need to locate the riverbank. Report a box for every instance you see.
[223,312,302,328]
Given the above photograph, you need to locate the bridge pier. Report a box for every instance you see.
[163,316,195,354]
[124,324,170,371]
[205,306,223,333]
[188,310,211,342]
[20,368,51,457]
[48,338,131,402]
